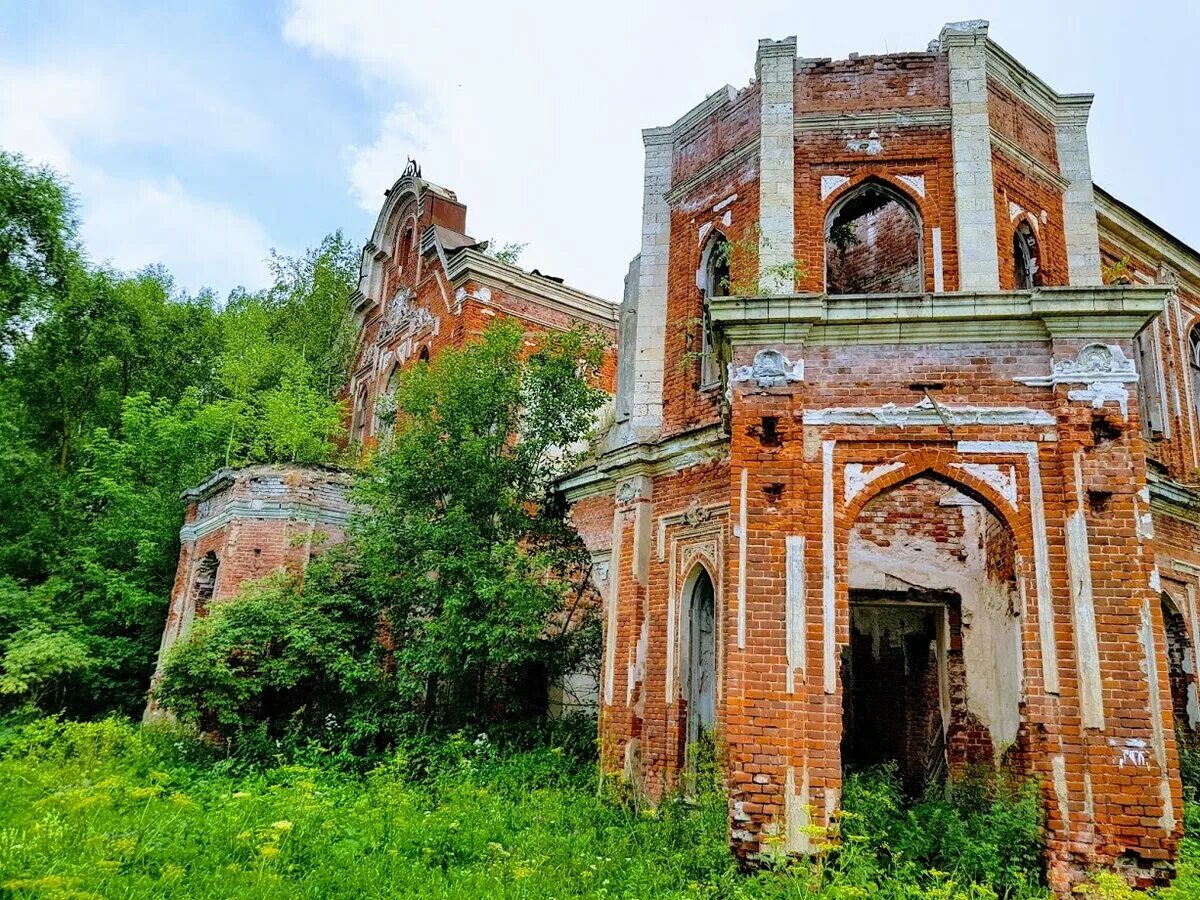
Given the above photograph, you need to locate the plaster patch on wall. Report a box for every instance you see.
[1008,200,1024,222]
[737,467,749,649]
[697,221,713,246]
[823,441,837,693]
[820,175,850,200]
[958,440,1059,694]
[1052,755,1071,833]
[897,173,926,198]
[785,764,811,853]
[786,536,805,691]
[713,193,738,213]
[1067,452,1104,729]
[803,400,1054,427]
[932,227,945,293]
[949,463,1017,508]
[846,131,883,155]
[1140,597,1176,832]
[604,507,623,706]
[844,462,905,504]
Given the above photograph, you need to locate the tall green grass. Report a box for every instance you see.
[0,718,1196,899]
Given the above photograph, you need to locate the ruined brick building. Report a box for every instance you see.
[147,161,618,704]
[151,20,1200,891]
[562,20,1200,892]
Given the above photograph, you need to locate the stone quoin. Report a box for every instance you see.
[151,22,1200,893]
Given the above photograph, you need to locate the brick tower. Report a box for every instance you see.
[565,21,1199,891]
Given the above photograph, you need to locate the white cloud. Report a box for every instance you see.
[283,0,1199,301]
[78,171,272,292]
[0,55,278,295]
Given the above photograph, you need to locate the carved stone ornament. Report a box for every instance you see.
[682,496,712,527]
[734,349,804,389]
[616,480,641,505]
[1014,343,1138,416]
[382,288,435,339]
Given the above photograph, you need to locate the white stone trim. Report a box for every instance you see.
[949,462,1018,509]
[785,535,805,692]
[1067,450,1105,729]
[958,440,1060,694]
[843,462,905,504]
[756,38,797,294]
[822,441,837,694]
[631,128,673,434]
[737,467,749,649]
[803,399,1055,427]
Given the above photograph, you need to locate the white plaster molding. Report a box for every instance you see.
[785,535,805,692]
[713,193,738,213]
[1067,450,1104,729]
[734,349,804,389]
[820,175,850,200]
[896,173,926,198]
[949,463,1018,509]
[958,440,1060,694]
[737,467,749,649]
[843,462,905,504]
[803,398,1054,427]
[1014,343,1138,416]
[822,441,837,693]
[656,500,729,560]
[846,131,883,155]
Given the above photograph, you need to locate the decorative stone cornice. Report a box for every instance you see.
[180,500,351,543]
[802,399,1055,427]
[794,108,951,133]
[1095,186,1200,296]
[1014,343,1138,417]
[1148,473,1200,526]
[664,137,759,205]
[709,286,1170,346]
[990,129,1070,191]
[560,425,728,502]
[444,249,618,328]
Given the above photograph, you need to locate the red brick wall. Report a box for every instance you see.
[987,80,1058,171]
[794,53,949,113]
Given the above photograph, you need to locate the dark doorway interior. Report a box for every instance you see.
[842,590,951,795]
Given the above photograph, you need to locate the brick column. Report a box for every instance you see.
[1055,96,1104,286]
[756,37,796,294]
[941,20,1000,291]
[631,128,673,437]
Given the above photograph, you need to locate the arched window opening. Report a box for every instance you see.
[1189,327,1200,435]
[684,566,717,749]
[377,364,401,444]
[1162,594,1198,738]
[826,180,922,295]
[398,224,415,271]
[418,345,430,363]
[1012,220,1041,289]
[698,234,730,387]
[352,385,371,443]
[193,552,219,617]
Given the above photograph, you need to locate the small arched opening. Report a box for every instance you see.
[843,472,1022,795]
[192,552,219,617]
[681,564,717,749]
[1189,327,1200,433]
[418,345,431,363]
[697,233,730,387]
[351,385,371,443]
[1161,593,1198,741]
[826,179,923,295]
[1012,219,1041,289]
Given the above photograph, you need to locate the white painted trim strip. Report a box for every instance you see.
[959,440,1060,694]
[603,508,622,706]
[786,536,805,692]
[822,441,837,694]
[1067,450,1104,728]
[737,468,749,649]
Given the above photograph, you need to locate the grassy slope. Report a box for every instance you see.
[0,719,1196,899]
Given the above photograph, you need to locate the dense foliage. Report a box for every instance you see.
[0,152,356,719]
[156,322,608,752]
[15,718,1193,899]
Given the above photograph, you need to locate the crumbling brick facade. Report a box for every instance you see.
[563,20,1200,892]
[149,167,618,712]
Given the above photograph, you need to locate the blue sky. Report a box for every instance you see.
[1,1,1195,301]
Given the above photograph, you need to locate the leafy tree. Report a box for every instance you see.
[354,320,607,732]
[0,151,76,333]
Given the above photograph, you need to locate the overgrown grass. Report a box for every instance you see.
[0,718,1197,899]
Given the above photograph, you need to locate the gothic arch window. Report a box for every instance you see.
[1012,219,1041,289]
[418,345,430,363]
[825,179,923,295]
[698,233,730,387]
[1161,593,1197,735]
[1190,326,1200,433]
[1135,324,1167,439]
[352,384,371,443]
[682,564,717,747]
[377,364,401,443]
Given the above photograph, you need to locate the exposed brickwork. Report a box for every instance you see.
[575,24,1200,895]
